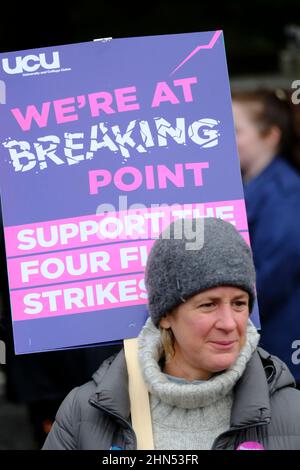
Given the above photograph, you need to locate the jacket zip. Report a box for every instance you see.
[89,397,137,450]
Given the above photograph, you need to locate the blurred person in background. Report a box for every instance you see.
[232,89,300,388]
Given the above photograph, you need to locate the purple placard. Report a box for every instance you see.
[0,31,260,353]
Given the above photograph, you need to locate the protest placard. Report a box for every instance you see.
[0,31,259,353]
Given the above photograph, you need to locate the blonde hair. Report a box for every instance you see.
[159,326,175,362]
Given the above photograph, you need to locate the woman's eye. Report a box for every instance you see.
[233,301,248,309]
[199,303,215,310]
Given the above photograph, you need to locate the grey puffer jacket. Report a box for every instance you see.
[42,347,300,450]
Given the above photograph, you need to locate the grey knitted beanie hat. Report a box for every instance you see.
[145,217,256,327]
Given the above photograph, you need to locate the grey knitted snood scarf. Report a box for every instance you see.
[138,318,260,450]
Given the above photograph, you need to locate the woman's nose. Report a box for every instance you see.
[215,304,237,330]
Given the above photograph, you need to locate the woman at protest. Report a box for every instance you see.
[232,89,300,387]
[43,217,300,450]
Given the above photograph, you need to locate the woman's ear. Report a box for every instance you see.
[159,316,171,329]
[265,125,281,150]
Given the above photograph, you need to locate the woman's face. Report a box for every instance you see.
[160,286,249,381]
[232,101,274,172]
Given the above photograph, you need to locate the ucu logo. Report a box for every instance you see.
[2,52,60,74]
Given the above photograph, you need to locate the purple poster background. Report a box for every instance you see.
[0,31,260,353]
